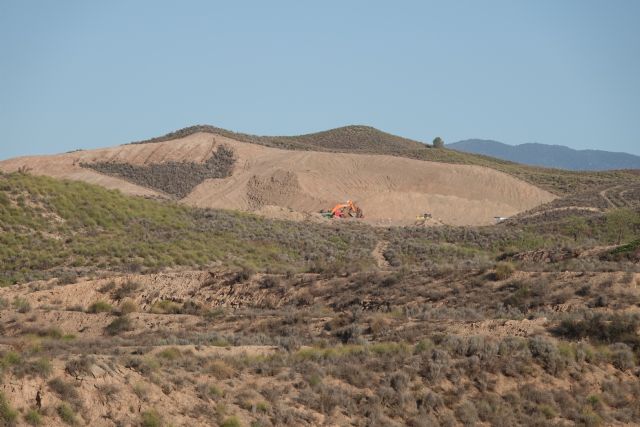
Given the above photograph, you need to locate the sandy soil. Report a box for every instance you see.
[0,132,556,226]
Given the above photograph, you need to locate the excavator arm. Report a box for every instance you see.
[330,200,364,218]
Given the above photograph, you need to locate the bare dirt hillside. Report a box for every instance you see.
[0,132,556,225]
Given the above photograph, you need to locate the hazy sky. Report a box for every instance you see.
[1,0,639,160]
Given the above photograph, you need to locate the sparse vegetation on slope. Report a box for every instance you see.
[1,172,640,426]
[0,171,376,286]
[1,265,640,425]
[2,171,639,287]
[81,145,236,198]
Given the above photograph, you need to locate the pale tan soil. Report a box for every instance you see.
[372,241,392,270]
[514,205,603,221]
[449,317,549,338]
[0,132,556,226]
[1,356,257,427]
[600,186,619,208]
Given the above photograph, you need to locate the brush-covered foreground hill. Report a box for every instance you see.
[450,139,640,171]
[0,172,640,426]
[0,127,562,226]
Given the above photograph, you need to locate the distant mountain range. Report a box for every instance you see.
[448,139,640,171]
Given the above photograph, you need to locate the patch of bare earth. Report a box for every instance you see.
[0,132,556,226]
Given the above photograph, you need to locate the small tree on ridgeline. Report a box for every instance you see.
[433,137,444,148]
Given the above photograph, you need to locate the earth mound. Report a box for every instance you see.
[0,131,556,225]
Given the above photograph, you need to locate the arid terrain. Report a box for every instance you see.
[0,128,558,226]
[0,126,639,426]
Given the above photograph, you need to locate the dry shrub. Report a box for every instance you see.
[105,316,133,335]
[119,298,138,314]
[494,262,515,281]
[207,360,235,379]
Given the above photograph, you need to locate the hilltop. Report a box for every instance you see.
[0,127,559,227]
[127,125,640,196]
[131,124,428,155]
[450,139,640,171]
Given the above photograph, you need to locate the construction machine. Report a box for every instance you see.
[323,200,364,219]
[414,212,432,226]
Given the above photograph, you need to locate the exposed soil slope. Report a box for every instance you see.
[0,132,556,226]
[129,124,640,196]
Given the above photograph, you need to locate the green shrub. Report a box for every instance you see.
[157,347,181,361]
[133,383,149,400]
[554,313,640,348]
[97,280,116,293]
[31,358,53,378]
[41,327,64,339]
[494,262,515,281]
[119,298,138,314]
[207,360,235,379]
[24,409,42,426]
[1,351,21,368]
[105,316,133,335]
[12,297,31,313]
[610,343,636,370]
[0,391,18,426]
[57,271,78,285]
[150,300,182,314]
[64,355,95,377]
[57,403,77,425]
[529,337,567,375]
[140,409,163,427]
[208,384,224,398]
[220,416,241,427]
[455,400,479,426]
[414,339,433,354]
[86,300,112,313]
[48,378,82,410]
[113,281,140,300]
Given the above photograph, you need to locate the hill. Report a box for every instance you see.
[1,171,640,426]
[132,124,428,155]
[3,125,640,228]
[0,130,557,226]
[2,171,636,286]
[449,139,640,171]
[128,125,640,196]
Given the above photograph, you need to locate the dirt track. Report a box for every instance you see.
[0,132,556,226]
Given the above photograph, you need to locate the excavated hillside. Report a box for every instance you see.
[0,131,556,226]
[129,125,640,196]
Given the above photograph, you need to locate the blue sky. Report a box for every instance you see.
[1,0,639,159]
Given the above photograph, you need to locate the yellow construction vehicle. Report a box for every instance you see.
[414,212,432,226]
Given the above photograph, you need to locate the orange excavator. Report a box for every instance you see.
[327,200,364,219]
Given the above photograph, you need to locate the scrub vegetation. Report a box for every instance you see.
[0,170,639,425]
